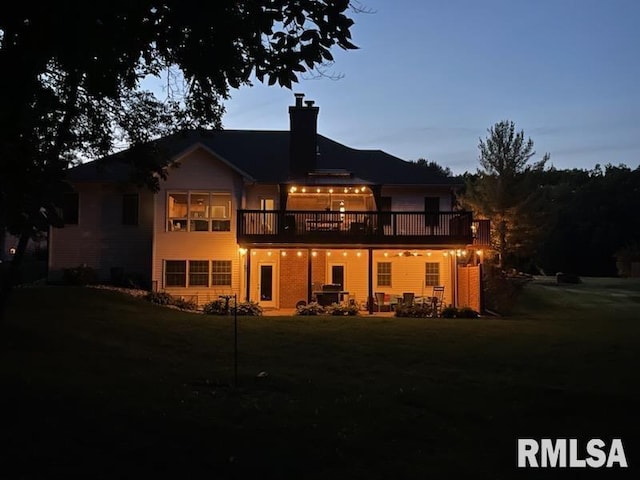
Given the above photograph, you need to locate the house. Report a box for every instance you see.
[49,94,490,312]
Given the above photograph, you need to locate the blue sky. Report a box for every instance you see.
[220,0,640,175]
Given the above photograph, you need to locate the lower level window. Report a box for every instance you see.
[212,260,232,286]
[189,260,210,286]
[425,262,440,286]
[165,261,187,287]
[165,260,231,287]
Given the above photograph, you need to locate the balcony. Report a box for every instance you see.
[237,210,477,246]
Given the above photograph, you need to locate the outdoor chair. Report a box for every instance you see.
[402,292,415,307]
[374,292,386,312]
[431,286,445,317]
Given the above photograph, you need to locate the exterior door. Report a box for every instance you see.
[258,263,276,307]
[330,264,345,289]
[329,263,346,303]
[260,198,275,233]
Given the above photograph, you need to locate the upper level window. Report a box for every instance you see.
[167,191,231,232]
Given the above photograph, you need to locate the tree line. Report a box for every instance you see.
[417,121,640,277]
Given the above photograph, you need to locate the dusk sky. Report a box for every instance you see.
[219,0,640,175]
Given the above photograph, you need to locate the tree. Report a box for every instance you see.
[461,120,549,268]
[414,158,453,178]
[0,1,359,322]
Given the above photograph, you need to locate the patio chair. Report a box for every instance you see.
[431,286,445,317]
[402,292,415,307]
[374,292,386,312]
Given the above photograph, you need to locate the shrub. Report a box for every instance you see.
[173,297,198,311]
[439,306,480,318]
[62,264,97,285]
[457,306,480,318]
[234,300,263,316]
[394,303,433,318]
[482,265,531,315]
[325,303,352,316]
[203,299,230,315]
[440,306,457,318]
[144,291,174,306]
[296,302,325,315]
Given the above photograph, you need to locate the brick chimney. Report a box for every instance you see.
[289,93,319,176]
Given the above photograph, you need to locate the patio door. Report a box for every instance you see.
[330,264,345,289]
[328,263,346,303]
[258,263,276,308]
[260,198,275,233]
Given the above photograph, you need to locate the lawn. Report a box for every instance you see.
[1,279,639,479]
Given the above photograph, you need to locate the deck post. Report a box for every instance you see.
[368,247,374,314]
[307,248,312,303]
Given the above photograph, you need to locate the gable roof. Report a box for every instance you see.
[67,129,461,186]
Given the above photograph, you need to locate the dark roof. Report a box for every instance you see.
[68,129,461,186]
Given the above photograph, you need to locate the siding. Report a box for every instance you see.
[152,146,243,303]
[372,250,453,307]
[244,247,454,310]
[48,184,154,283]
[381,186,453,211]
[245,184,280,210]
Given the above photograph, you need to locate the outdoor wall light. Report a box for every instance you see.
[297,251,302,257]
[238,248,248,256]
[281,251,287,257]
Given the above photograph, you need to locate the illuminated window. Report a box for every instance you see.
[211,194,232,231]
[377,262,392,287]
[189,193,210,231]
[167,191,232,232]
[167,193,188,231]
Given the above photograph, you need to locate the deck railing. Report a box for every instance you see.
[238,210,476,245]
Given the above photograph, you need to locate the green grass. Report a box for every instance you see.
[1,280,639,479]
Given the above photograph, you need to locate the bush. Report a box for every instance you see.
[440,306,480,318]
[62,264,97,285]
[457,306,480,318]
[296,302,325,315]
[325,303,358,316]
[440,306,457,318]
[234,300,263,316]
[144,291,174,306]
[394,303,434,318]
[173,297,198,311]
[482,265,531,315]
[203,299,230,315]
